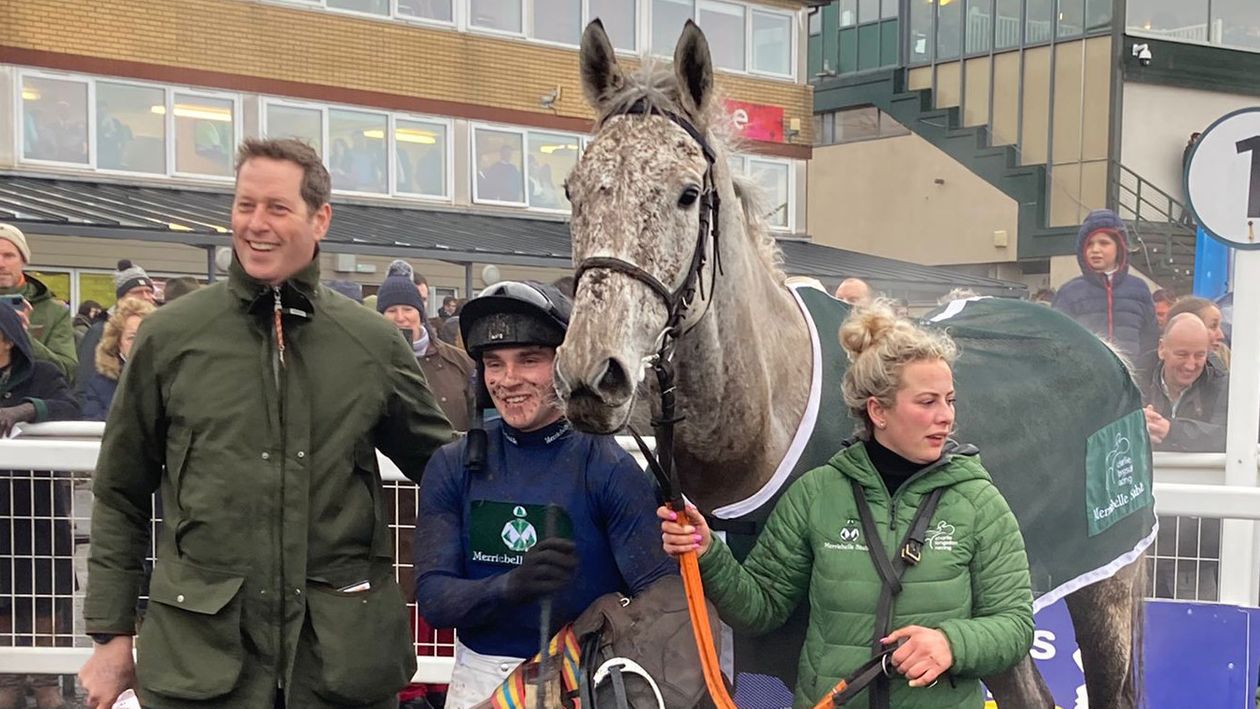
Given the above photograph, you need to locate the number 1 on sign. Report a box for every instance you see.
[1236,135,1260,218]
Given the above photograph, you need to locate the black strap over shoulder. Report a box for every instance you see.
[849,482,946,709]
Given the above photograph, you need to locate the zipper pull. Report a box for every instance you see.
[272,287,286,369]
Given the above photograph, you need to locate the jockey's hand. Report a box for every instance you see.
[1144,405,1170,444]
[658,504,711,557]
[79,635,136,709]
[505,537,577,602]
[883,625,953,688]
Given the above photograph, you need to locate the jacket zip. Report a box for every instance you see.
[1105,275,1115,340]
[272,287,288,698]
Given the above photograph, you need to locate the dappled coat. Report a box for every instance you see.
[84,257,454,709]
[697,441,1034,709]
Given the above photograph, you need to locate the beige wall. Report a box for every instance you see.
[807,133,1019,265]
[1121,82,1260,203]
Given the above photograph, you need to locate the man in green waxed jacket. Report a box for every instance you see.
[78,138,455,709]
[694,440,1033,709]
[0,223,78,382]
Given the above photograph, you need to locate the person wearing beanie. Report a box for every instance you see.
[1052,209,1158,360]
[0,223,78,382]
[74,260,158,391]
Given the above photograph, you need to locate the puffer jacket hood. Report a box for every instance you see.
[1076,209,1131,284]
[0,302,35,378]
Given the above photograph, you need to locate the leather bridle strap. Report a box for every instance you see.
[574,256,675,310]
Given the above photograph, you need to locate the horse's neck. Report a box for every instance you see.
[671,220,812,510]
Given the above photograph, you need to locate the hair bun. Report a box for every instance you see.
[839,303,899,359]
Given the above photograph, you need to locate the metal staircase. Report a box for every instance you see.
[1109,163,1197,292]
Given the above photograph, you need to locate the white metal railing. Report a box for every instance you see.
[1,424,1256,682]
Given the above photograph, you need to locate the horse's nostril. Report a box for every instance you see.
[598,358,630,397]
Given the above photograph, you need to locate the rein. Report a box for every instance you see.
[573,98,737,709]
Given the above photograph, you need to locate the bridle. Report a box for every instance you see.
[572,98,724,505]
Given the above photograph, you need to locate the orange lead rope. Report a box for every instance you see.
[677,549,741,709]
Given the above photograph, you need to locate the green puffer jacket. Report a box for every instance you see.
[0,274,77,382]
[699,441,1034,709]
[84,256,454,709]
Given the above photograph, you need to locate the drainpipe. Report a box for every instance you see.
[206,246,217,284]
[464,262,474,299]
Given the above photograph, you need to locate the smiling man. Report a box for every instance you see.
[1139,312,1228,452]
[413,281,673,709]
[79,138,453,709]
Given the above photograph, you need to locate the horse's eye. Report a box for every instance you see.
[678,186,701,208]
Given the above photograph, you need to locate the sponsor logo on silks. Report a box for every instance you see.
[925,521,957,552]
[501,505,538,553]
[824,519,868,551]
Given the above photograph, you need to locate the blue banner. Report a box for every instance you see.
[1194,224,1232,299]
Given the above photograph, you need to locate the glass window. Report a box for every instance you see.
[1057,0,1084,37]
[1127,0,1208,41]
[590,0,637,50]
[859,0,879,23]
[909,0,934,62]
[839,0,857,27]
[329,109,387,193]
[652,0,694,55]
[173,93,234,177]
[1026,0,1054,43]
[533,0,581,44]
[727,155,746,176]
[470,0,523,32]
[808,8,822,35]
[474,129,525,203]
[21,76,89,164]
[937,0,962,58]
[395,119,447,197]
[96,82,165,174]
[994,0,1021,48]
[398,0,454,22]
[1216,0,1260,50]
[751,11,792,75]
[966,0,992,53]
[265,104,323,156]
[1084,0,1111,32]
[79,272,118,310]
[836,106,880,142]
[749,159,789,229]
[327,0,388,13]
[527,132,579,210]
[882,0,899,19]
[698,2,746,70]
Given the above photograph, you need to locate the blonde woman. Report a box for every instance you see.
[660,303,1034,709]
[81,297,155,421]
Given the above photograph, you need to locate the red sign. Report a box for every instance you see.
[723,99,785,143]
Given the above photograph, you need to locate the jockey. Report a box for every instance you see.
[413,281,675,709]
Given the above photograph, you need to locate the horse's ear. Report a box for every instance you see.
[580,19,623,112]
[673,20,713,117]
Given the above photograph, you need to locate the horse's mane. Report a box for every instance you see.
[594,63,786,284]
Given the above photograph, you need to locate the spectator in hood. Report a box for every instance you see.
[75,259,158,391]
[74,300,104,346]
[0,223,78,381]
[0,301,80,709]
[1052,209,1158,361]
[81,297,156,421]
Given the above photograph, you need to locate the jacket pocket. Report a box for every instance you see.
[136,558,246,700]
[305,562,416,704]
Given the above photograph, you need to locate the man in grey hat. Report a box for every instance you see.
[0,223,78,381]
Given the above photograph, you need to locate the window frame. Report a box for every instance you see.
[470,123,585,212]
[749,7,796,78]
[648,0,797,80]
[325,105,394,197]
[16,70,94,169]
[93,77,172,178]
[169,88,243,182]
[467,0,527,38]
[728,153,796,233]
[390,112,455,201]
[262,97,328,158]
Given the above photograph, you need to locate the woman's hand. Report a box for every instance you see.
[883,625,953,688]
[657,504,712,557]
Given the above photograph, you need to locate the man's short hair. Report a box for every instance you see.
[1151,288,1177,306]
[235,137,331,215]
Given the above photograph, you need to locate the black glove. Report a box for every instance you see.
[505,537,578,602]
[0,402,36,437]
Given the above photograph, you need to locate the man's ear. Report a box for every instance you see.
[312,203,332,241]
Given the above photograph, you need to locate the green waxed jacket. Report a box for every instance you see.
[699,441,1034,709]
[0,274,77,382]
[84,256,454,709]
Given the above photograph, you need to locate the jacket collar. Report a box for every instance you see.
[227,249,321,319]
[828,438,985,497]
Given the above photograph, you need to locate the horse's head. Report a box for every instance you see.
[555,19,724,434]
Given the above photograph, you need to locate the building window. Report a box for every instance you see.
[474,128,526,204]
[526,132,579,210]
[327,0,389,14]
[839,0,857,27]
[20,75,89,165]
[398,0,454,22]
[937,0,963,58]
[470,0,524,33]
[752,10,792,75]
[653,0,695,55]
[909,0,934,63]
[966,0,993,54]
[1215,0,1260,51]
[881,0,899,19]
[1084,0,1110,32]
[1026,0,1054,43]
[589,0,637,51]
[700,1,747,70]
[395,118,448,197]
[172,93,236,178]
[265,102,324,155]
[533,0,581,44]
[1057,0,1084,37]
[748,158,790,229]
[1126,0,1260,49]
[329,109,388,193]
[815,107,910,145]
[96,81,166,174]
[994,0,1021,48]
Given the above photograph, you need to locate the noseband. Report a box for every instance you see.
[571,98,724,507]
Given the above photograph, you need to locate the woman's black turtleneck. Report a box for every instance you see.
[865,434,925,496]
